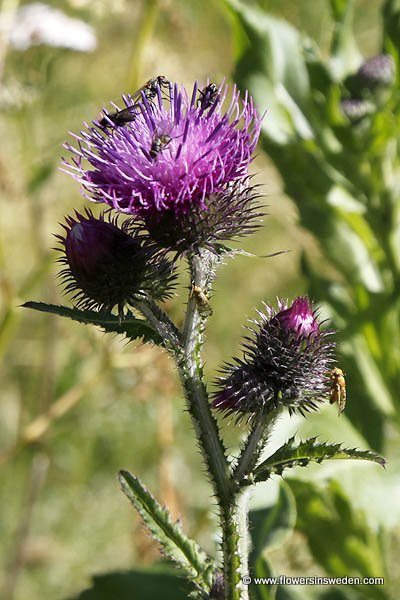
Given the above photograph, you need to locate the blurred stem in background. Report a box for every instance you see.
[127,0,160,91]
[0,0,20,81]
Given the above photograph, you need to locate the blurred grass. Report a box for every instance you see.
[0,1,397,599]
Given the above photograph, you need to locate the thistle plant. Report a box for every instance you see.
[24,77,384,600]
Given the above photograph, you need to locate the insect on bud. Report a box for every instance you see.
[213,297,336,418]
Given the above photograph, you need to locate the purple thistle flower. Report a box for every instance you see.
[56,210,176,313]
[357,54,395,89]
[212,297,335,418]
[63,78,262,253]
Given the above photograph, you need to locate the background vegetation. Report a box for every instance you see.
[0,1,398,599]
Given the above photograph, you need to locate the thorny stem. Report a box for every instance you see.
[233,406,282,485]
[133,298,182,351]
[179,249,233,505]
[178,249,251,600]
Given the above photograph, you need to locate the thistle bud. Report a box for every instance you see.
[212,297,335,417]
[357,54,395,90]
[56,211,175,312]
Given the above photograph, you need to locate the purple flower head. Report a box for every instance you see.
[56,210,176,312]
[212,297,335,418]
[63,78,262,253]
[357,54,395,89]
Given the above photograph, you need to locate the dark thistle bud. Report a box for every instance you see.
[340,98,375,123]
[63,79,262,255]
[208,571,224,600]
[357,54,395,90]
[56,210,175,313]
[212,297,335,418]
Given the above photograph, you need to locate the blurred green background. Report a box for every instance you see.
[0,1,399,599]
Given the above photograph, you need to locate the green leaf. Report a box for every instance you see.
[288,479,387,599]
[329,0,362,79]
[383,0,400,59]
[67,566,193,600]
[250,480,296,558]
[341,334,395,417]
[248,482,296,599]
[22,302,163,345]
[253,437,385,483]
[225,0,312,143]
[250,555,277,600]
[119,470,213,592]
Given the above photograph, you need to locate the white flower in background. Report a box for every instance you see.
[0,3,96,52]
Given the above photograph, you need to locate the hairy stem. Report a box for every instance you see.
[178,249,250,600]
[221,498,248,600]
[178,249,232,504]
[134,298,182,351]
[234,406,281,485]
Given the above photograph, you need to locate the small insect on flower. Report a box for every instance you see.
[65,78,262,254]
[190,284,213,316]
[197,82,219,110]
[150,130,172,160]
[100,75,170,127]
[328,367,346,415]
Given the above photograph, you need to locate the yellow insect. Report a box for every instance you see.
[190,284,213,316]
[328,367,346,415]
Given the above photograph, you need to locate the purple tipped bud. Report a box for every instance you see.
[213,297,335,418]
[357,54,395,89]
[63,78,262,254]
[56,211,175,312]
[272,296,319,337]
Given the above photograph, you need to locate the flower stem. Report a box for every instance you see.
[221,490,250,600]
[233,406,281,485]
[178,249,232,505]
[177,249,252,600]
[134,298,181,350]
[143,248,257,599]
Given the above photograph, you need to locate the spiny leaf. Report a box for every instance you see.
[22,301,163,345]
[252,437,385,483]
[119,470,213,593]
